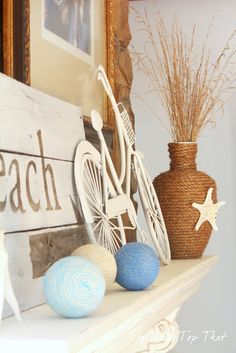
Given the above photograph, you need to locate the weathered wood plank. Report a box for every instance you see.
[0,73,84,160]
[29,225,89,278]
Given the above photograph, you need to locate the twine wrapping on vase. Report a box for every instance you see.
[153,143,217,259]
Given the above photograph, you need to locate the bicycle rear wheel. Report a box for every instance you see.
[134,155,171,264]
[74,141,126,254]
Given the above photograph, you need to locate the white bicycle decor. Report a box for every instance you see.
[74,65,171,264]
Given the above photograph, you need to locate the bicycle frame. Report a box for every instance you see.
[97,65,143,199]
[89,109,152,247]
[90,105,152,242]
[90,110,137,228]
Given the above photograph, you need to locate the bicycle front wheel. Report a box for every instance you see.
[74,141,126,254]
[134,155,171,264]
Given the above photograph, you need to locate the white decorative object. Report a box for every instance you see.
[0,72,84,317]
[0,256,217,353]
[72,244,117,290]
[0,230,21,325]
[73,65,171,264]
[192,187,225,231]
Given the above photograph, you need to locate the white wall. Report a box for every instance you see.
[129,1,236,352]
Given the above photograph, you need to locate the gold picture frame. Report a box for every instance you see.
[2,0,30,85]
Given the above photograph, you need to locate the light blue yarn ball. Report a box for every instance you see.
[115,243,160,291]
[44,256,105,318]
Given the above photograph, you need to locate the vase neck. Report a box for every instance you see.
[168,143,197,171]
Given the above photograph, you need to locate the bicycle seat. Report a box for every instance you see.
[91,110,103,132]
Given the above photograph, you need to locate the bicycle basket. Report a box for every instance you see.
[117,102,136,146]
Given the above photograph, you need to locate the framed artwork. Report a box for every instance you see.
[42,0,94,65]
[30,0,113,125]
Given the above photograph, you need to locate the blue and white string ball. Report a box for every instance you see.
[44,256,105,318]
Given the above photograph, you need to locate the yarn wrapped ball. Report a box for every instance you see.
[72,244,117,290]
[44,256,105,318]
[115,243,160,291]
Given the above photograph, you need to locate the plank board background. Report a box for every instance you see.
[0,73,87,318]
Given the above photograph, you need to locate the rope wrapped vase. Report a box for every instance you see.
[153,143,217,259]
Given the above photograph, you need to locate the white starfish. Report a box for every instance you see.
[0,230,22,325]
[192,188,225,231]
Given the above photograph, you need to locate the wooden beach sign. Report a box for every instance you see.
[0,73,86,317]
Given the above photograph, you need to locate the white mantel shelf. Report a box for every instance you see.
[0,256,217,353]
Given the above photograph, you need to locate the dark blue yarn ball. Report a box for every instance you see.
[115,243,160,291]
